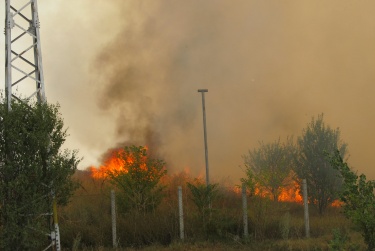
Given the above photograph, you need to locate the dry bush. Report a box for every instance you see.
[58,170,362,250]
[59,170,112,248]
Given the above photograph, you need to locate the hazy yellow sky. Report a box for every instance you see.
[2,1,375,183]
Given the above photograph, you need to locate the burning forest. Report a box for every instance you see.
[90,146,314,206]
[66,143,350,249]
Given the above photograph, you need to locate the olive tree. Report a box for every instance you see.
[0,100,80,250]
[242,138,295,201]
[295,114,347,214]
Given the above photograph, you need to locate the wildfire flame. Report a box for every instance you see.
[249,181,303,203]
[90,149,127,179]
[330,199,343,207]
[90,149,341,207]
[277,181,303,203]
[235,181,341,207]
[90,147,150,179]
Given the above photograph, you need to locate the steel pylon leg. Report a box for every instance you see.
[4,1,60,250]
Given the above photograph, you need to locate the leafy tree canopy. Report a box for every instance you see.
[0,99,80,250]
[295,114,347,214]
[108,145,167,213]
[329,150,375,251]
[242,138,295,201]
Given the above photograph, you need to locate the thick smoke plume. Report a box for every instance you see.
[3,1,375,182]
[87,1,375,181]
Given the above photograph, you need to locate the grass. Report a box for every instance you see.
[66,234,367,251]
[59,170,367,250]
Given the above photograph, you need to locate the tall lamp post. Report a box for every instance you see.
[198,89,210,186]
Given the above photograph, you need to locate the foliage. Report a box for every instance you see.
[187,180,220,239]
[295,114,347,214]
[59,169,368,249]
[329,150,375,251]
[328,228,349,251]
[108,145,167,213]
[242,138,295,201]
[248,196,273,240]
[279,211,291,240]
[0,100,80,250]
[187,180,218,215]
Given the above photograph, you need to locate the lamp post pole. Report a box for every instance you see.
[198,89,210,186]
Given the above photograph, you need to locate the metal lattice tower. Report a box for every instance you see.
[4,0,60,250]
[5,0,45,105]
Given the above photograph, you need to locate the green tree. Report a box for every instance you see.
[108,145,167,213]
[330,150,375,251]
[295,114,347,214]
[242,138,295,201]
[0,100,80,250]
[187,180,219,239]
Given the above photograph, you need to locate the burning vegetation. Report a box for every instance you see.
[90,145,167,212]
[90,149,126,179]
[265,181,303,203]
[89,146,316,206]
[76,144,350,249]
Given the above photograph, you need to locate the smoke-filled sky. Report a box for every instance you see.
[2,1,375,183]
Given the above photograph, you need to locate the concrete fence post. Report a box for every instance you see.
[111,190,117,248]
[242,183,249,238]
[302,179,310,238]
[178,186,184,240]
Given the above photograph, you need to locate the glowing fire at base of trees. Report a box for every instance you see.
[274,182,303,203]
[89,147,341,207]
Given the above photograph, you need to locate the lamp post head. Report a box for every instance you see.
[198,89,208,93]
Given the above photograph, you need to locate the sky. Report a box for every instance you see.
[2,1,375,183]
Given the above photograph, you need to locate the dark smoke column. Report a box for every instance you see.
[198,89,210,186]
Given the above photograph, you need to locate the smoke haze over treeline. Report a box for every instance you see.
[2,1,375,182]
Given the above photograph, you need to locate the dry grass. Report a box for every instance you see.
[66,234,367,251]
[60,170,367,251]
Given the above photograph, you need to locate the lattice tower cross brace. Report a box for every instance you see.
[4,0,60,250]
[5,0,46,106]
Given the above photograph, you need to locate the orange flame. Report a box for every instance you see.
[331,199,343,207]
[251,181,303,203]
[90,150,343,208]
[90,149,127,179]
[277,181,303,203]
[249,181,341,207]
[90,147,151,179]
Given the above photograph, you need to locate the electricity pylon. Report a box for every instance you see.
[4,0,60,250]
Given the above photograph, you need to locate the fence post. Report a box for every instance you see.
[302,179,310,238]
[178,186,184,240]
[242,183,249,238]
[111,190,117,248]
